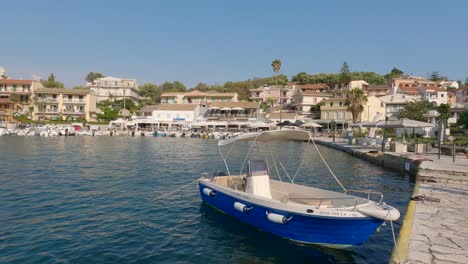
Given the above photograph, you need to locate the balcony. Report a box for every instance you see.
[36,98,58,103]
[63,99,86,104]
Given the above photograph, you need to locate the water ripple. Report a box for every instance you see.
[0,137,413,263]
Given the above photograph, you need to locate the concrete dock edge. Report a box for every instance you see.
[389,181,419,264]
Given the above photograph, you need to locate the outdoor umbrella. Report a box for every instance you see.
[300,122,322,128]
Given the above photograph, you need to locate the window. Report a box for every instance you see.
[68,95,72,101]
[0,85,5,92]
[338,102,343,107]
[330,102,334,107]
[12,85,17,92]
[440,94,444,97]
[334,111,338,119]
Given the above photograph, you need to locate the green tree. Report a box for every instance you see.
[398,100,438,121]
[86,72,104,83]
[437,103,450,126]
[192,82,210,91]
[265,98,276,107]
[344,88,367,123]
[291,72,311,84]
[160,81,186,92]
[96,107,119,122]
[40,73,65,88]
[340,62,351,84]
[138,83,161,103]
[73,85,87,89]
[384,67,404,81]
[428,71,448,82]
[271,59,282,87]
[456,111,468,127]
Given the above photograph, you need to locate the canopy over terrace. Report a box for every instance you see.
[206,101,260,120]
[361,118,435,142]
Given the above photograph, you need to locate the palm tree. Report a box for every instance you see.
[345,88,367,123]
[271,59,282,87]
[271,59,282,122]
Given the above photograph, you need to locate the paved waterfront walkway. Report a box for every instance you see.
[311,138,468,263]
[404,182,468,264]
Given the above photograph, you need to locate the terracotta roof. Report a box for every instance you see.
[399,87,422,95]
[34,88,90,95]
[207,101,259,109]
[0,79,34,85]
[268,112,296,120]
[299,83,329,90]
[156,104,198,111]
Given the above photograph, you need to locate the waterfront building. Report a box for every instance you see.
[0,79,43,119]
[268,111,297,123]
[0,98,15,123]
[379,94,420,118]
[87,76,139,103]
[136,105,159,117]
[320,97,352,122]
[249,85,295,106]
[418,86,447,106]
[206,101,260,121]
[151,104,201,122]
[300,92,332,113]
[359,96,386,122]
[32,88,97,121]
[161,90,238,105]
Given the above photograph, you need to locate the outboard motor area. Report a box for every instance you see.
[246,160,272,199]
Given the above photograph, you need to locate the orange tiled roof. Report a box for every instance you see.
[0,79,34,85]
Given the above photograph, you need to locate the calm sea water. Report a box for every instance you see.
[0,137,413,263]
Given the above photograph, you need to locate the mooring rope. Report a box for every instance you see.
[309,136,347,192]
[153,179,199,202]
[390,220,401,263]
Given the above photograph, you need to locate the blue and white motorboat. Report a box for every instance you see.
[198,130,400,248]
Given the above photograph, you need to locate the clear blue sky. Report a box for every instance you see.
[2,0,467,88]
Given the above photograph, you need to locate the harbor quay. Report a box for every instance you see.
[313,137,468,264]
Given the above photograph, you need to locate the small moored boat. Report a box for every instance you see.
[198,130,400,248]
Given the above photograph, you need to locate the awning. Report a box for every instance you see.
[361,119,434,128]
[220,107,231,111]
[208,106,220,110]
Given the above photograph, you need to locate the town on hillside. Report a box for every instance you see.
[0,64,467,145]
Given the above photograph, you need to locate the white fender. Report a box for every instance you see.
[234,202,252,212]
[266,212,292,224]
[203,188,215,196]
[357,203,400,221]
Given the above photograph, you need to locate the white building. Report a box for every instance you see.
[151,104,201,122]
[438,81,459,90]
[418,86,447,106]
[87,76,139,103]
[300,92,332,113]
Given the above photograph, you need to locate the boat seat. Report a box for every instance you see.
[213,175,246,192]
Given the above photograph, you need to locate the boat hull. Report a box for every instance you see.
[198,181,383,247]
